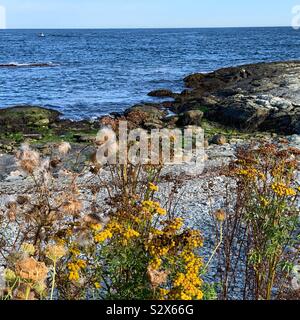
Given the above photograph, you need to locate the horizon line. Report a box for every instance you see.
[0,25,292,30]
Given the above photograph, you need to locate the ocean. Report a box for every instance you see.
[0,27,300,119]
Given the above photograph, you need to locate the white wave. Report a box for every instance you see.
[0,62,60,68]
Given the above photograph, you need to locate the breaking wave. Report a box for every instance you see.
[0,62,60,68]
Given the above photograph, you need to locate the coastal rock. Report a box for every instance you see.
[205,95,272,131]
[143,120,164,130]
[0,106,61,133]
[124,104,167,128]
[98,115,126,131]
[176,61,300,134]
[288,134,300,149]
[0,154,18,180]
[178,110,204,126]
[147,89,176,98]
[74,134,96,143]
[210,134,227,146]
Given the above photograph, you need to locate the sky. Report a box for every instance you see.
[0,0,299,29]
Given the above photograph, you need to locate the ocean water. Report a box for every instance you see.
[0,27,300,119]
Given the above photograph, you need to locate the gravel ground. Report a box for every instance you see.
[0,136,299,299]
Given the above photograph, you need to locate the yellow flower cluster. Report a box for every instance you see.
[237,168,265,181]
[271,182,297,197]
[123,228,140,239]
[142,200,167,216]
[149,257,162,270]
[184,233,203,251]
[94,229,113,244]
[171,252,203,300]
[260,197,270,207]
[159,288,170,299]
[94,219,141,245]
[90,223,102,232]
[69,246,81,257]
[149,183,159,192]
[162,218,184,234]
[183,230,203,249]
[68,259,87,281]
[94,282,101,289]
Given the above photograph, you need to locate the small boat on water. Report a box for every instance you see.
[38,33,45,38]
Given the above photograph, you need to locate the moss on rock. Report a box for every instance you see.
[0,106,61,133]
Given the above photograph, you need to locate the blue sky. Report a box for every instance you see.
[0,0,298,28]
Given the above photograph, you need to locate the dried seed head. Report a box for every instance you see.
[83,213,103,225]
[17,144,40,174]
[62,198,83,216]
[58,142,72,155]
[20,243,35,256]
[45,244,66,262]
[4,269,17,282]
[215,209,226,222]
[15,257,48,283]
[147,267,169,289]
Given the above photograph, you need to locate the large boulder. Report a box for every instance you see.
[210,134,228,145]
[206,95,272,131]
[0,106,61,133]
[178,110,204,126]
[176,61,300,134]
[124,104,168,128]
[147,89,176,98]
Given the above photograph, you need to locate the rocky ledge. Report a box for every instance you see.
[101,61,300,135]
[176,61,300,134]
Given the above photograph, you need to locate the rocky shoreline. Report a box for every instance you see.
[1,61,300,155]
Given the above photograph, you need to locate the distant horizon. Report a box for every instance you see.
[0,25,293,30]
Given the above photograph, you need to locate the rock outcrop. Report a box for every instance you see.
[0,106,61,133]
[147,89,176,98]
[172,61,300,134]
[1,61,300,150]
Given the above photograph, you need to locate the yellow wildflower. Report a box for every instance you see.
[69,247,81,257]
[123,228,140,239]
[69,271,80,281]
[272,182,296,197]
[94,282,101,289]
[94,229,113,243]
[149,257,162,270]
[76,259,87,269]
[156,207,167,216]
[149,183,159,192]
[260,197,270,207]
[90,223,102,232]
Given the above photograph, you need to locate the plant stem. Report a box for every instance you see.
[50,261,57,300]
[204,223,223,273]
[25,284,31,300]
